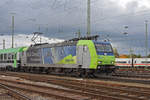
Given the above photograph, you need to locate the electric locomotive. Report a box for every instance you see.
[0,38,115,77]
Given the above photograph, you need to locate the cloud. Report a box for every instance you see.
[0,0,150,55]
[0,34,64,49]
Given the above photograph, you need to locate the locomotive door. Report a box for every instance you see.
[77,46,83,66]
[77,45,90,68]
[82,45,90,68]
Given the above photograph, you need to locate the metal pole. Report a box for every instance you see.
[87,0,91,36]
[3,39,5,49]
[46,24,48,33]
[78,29,81,38]
[38,25,42,43]
[145,20,148,69]
[12,16,14,48]
[145,20,148,58]
[130,48,134,68]
[40,36,42,44]
[38,25,40,32]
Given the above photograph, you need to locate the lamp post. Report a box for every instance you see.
[3,39,5,49]
[0,34,5,49]
[10,12,16,48]
[11,15,14,48]
[46,24,48,34]
[38,24,41,32]
[145,20,148,58]
[145,20,148,69]
[87,0,91,36]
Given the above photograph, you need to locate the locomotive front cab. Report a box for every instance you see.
[94,41,115,72]
[77,40,115,73]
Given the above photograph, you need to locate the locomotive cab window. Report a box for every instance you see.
[95,43,113,54]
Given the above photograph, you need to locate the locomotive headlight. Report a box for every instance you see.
[98,66,101,69]
[98,61,102,64]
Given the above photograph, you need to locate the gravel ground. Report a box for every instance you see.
[0,88,16,100]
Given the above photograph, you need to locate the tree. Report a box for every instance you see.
[119,55,128,58]
[136,54,141,58]
[113,48,119,58]
[147,54,150,58]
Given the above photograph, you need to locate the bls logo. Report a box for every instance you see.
[65,59,74,62]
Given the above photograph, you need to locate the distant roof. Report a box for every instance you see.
[66,35,99,42]
[119,54,128,58]
[0,47,28,54]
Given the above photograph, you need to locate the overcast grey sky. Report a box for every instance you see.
[0,0,150,55]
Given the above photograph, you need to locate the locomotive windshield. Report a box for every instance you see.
[95,43,113,53]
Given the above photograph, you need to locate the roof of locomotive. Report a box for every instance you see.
[29,35,100,49]
[29,40,78,49]
[29,39,101,49]
[93,41,111,45]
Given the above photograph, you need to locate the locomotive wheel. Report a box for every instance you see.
[75,69,84,77]
[83,69,96,78]
[45,68,51,74]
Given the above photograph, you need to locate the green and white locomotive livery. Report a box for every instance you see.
[0,40,115,76]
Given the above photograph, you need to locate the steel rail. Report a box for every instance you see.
[0,83,32,100]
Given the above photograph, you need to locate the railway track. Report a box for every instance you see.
[1,71,150,84]
[0,77,90,100]
[117,68,150,74]
[113,70,150,78]
[0,83,31,100]
[112,73,150,79]
[96,75,150,84]
[0,71,150,100]
[0,76,123,100]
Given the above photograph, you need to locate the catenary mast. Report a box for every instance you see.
[87,0,91,36]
